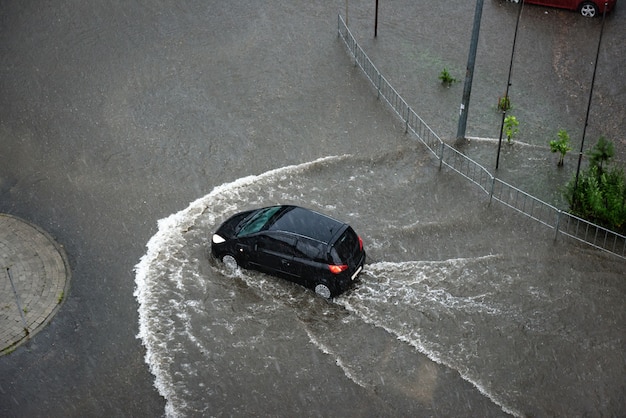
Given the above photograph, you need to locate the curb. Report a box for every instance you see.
[0,214,71,355]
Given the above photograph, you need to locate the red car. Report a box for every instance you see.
[509,0,617,17]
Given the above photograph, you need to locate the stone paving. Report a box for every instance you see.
[0,214,70,355]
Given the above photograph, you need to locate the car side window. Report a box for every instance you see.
[258,233,296,257]
[295,238,324,261]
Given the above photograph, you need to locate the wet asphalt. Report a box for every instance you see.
[0,0,624,416]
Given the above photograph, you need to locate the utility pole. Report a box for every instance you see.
[574,3,608,196]
[495,0,524,170]
[374,0,379,37]
[456,0,484,144]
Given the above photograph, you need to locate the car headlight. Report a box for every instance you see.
[212,234,226,244]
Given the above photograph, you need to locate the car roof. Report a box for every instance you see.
[267,206,346,244]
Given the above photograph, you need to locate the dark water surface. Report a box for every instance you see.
[1,0,624,417]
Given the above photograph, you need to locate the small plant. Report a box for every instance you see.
[503,115,519,144]
[438,68,457,86]
[497,95,512,112]
[57,291,64,304]
[587,135,614,175]
[549,129,572,166]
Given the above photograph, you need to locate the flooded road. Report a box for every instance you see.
[1,0,624,417]
[135,150,624,416]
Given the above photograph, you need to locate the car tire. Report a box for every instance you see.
[314,283,332,299]
[222,254,239,271]
[579,2,597,17]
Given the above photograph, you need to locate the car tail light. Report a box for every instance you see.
[358,235,363,251]
[328,264,349,274]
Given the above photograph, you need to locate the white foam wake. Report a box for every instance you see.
[133,152,525,417]
[134,155,349,417]
[336,258,523,417]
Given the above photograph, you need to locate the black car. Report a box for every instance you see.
[211,205,366,298]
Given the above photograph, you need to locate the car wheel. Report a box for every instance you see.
[580,2,597,17]
[314,283,332,299]
[222,254,239,271]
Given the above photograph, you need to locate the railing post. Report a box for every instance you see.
[338,14,341,38]
[405,106,410,133]
[488,175,496,205]
[554,209,562,241]
[438,141,445,170]
[377,74,382,99]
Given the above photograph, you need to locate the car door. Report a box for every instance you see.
[552,0,571,8]
[292,237,327,288]
[251,232,299,280]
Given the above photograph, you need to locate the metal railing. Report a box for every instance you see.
[337,14,626,260]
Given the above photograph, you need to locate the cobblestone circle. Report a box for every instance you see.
[0,214,70,355]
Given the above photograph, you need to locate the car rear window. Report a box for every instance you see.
[331,227,360,264]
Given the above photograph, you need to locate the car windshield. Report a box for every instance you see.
[236,206,283,237]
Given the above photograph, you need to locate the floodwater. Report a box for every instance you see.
[1,0,624,417]
[135,150,624,417]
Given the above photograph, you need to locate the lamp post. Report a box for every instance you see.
[574,3,608,196]
[495,0,524,170]
[375,0,379,37]
[456,0,485,144]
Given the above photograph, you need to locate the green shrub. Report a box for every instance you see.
[497,96,511,112]
[438,68,457,86]
[549,129,572,166]
[565,137,626,233]
[504,115,519,144]
[588,135,614,174]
